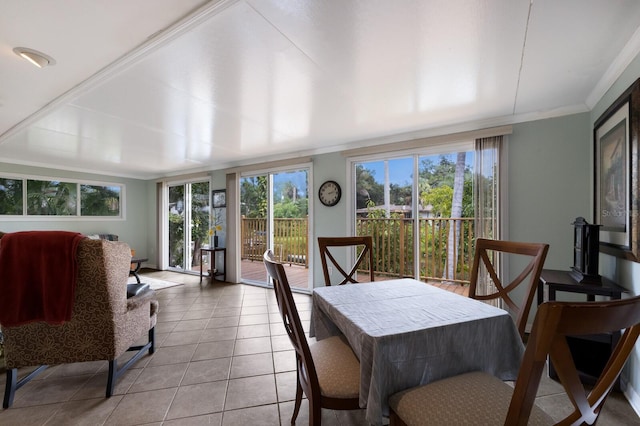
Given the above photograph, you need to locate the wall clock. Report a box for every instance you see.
[318,180,341,207]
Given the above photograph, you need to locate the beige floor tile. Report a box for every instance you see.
[221,404,280,426]
[232,336,272,356]
[46,396,123,426]
[271,335,294,352]
[192,340,235,361]
[273,349,296,373]
[238,313,270,326]
[230,353,274,378]
[104,387,177,425]
[165,381,227,420]
[12,374,93,407]
[236,323,271,339]
[182,309,214,320]
[201,326,238,342]
[275,371,297,402]
[206,316,240,328]
[163,413,223,425]
[147,343,198,366]
[173,319,210,332]
[0,403,59,426]
[182,358,232,385]
[211,307,242,317]
[161,330,204,347]
[224,374,277,410]
[128,363,188,393]
[70,368,141,399]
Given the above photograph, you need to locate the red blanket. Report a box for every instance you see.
[0,231,84,327]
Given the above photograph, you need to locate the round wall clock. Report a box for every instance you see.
[318,180,342,207]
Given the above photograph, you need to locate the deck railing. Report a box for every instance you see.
[240,216,475,284]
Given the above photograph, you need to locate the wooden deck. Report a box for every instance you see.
[239,258,469,296]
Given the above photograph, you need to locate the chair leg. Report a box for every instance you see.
[107,360,117,398]
[149,327,155,354]
[292,377,303,424]
[106,327,156,397]
[3,365,48,409]
[3,368,16,409]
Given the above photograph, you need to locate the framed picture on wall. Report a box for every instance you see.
[594,78,640,261]
[212,189,226,208]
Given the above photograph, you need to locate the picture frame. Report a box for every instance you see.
[212,189,226,208]
[594,78,640,261]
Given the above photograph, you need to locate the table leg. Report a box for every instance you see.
[130,262,142,284]
[200,250,204,283]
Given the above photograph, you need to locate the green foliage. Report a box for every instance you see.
[274,198,308,218]
[26,180,77,215]
[80,185,120,216]
[355,164,384,208]
[0,178,23,215]
[241,176,268,218]
[421,186,453,217]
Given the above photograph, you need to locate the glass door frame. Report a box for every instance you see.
[239,163,312,291]
[160,177,210,274]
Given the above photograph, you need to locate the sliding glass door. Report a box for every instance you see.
[353,146,476,284]
[240,166,310,290]
[167,180,210,273]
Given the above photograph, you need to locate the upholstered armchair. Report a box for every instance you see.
[0,233,158,408]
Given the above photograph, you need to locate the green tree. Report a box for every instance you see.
[26,180,77,215]
[81,185,120,216]
[355,164,384,209]
[241,176,268,218]
[0,178,23,215]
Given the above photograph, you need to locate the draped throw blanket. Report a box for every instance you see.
[0,231,84,327]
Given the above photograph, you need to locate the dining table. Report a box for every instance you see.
[310,278,525,426]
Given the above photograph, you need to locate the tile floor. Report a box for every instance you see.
[1,270,639,425]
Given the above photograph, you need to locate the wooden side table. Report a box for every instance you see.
[200,247,226,282]
[129,257,148,283]
[538,269,627,387]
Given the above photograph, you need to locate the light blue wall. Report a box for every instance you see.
[0,162,150,257]
[312,152,350,285]
[590,50,640,404]
[508,113,591,269]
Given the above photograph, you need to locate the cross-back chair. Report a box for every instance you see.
[318,236,374,286]
[389,294,640,425]
[263,250,361,425]
[469,238,549,340]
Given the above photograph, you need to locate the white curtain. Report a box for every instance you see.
[474,135,503,300]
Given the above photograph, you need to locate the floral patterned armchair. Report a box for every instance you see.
[0,234,158,408]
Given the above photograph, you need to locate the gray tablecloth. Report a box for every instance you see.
[310,279,525,426]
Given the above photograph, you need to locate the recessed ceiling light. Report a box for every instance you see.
[13,47,56,68]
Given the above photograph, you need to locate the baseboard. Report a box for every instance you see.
[623,377,640,418]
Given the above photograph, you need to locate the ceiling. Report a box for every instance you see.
[2,0,640,180]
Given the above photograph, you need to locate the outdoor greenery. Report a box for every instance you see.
[240,173,309,219]
[238,155,483,283]
[0,176,123,217]
[168,182,210,269]
[355,154,476,282]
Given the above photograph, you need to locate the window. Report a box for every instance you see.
[0,178,23,215]
[352,146,475,283]
[0,175,123,218]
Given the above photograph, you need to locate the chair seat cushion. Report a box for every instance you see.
[310,336,360,399]
[389,371,554,426]
[126,283,150,298]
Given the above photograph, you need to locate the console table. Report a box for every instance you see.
[538,269,627,387]
[200,247,226,282]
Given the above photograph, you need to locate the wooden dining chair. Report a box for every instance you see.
[263,250,361,425]
[389,294,640,425]
[318,236,374,286]
[469,238,549,340]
